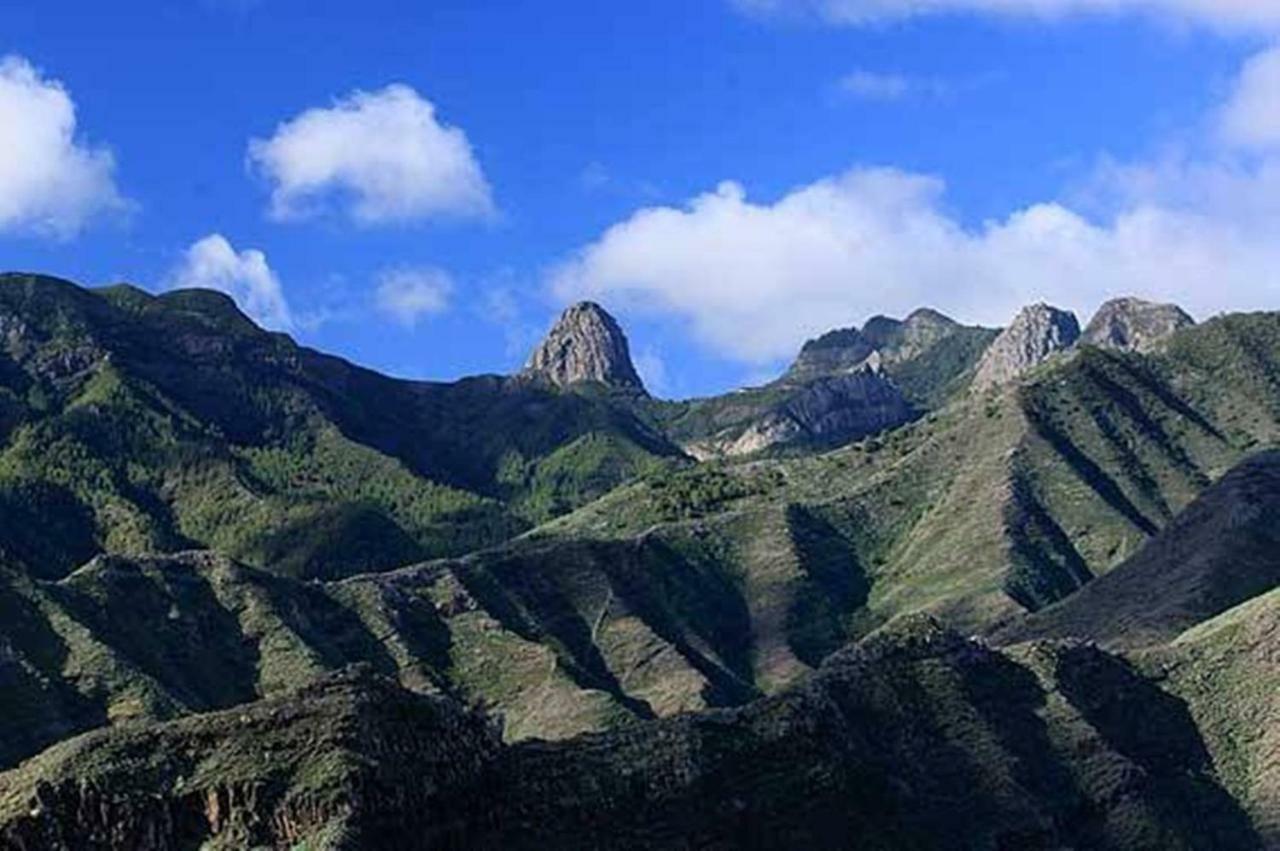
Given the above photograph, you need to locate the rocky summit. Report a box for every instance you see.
[1082,296,1195,353]
[972,303,1080,390]
[521,301,646,392]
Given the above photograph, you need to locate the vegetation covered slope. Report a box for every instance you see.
[991,450,1280,648]
[549,314,1280,639]
[0,613,1268,850]
[0,274,680,580]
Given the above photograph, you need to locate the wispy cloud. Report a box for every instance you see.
[734,0,1280,31]
[374,267,454,327]
[837,70,952,102]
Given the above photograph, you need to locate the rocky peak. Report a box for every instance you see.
[522,302,645,392]
[1082,297,1194,353]
[860,316,904,350]
[786,327,876,381]
[972,304,1080,391]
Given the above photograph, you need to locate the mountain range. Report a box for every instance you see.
[0,272,1276,849]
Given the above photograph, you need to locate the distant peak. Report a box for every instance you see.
[972,303,1079,391]
[904,307,956,327]
[1083,297,1194,353]
[522,301,646,392]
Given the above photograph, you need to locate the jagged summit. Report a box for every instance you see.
[787,308,963,382]
[972,303,1080,391]
[522,301,646,393]
[786,326,876,380]
[1083,296,1194,353]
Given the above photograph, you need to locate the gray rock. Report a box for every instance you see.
[686,358,911,458]
[785,327,877,381]
[522,302,645,393]
[1082,297,1194,353]
[972,304,1080,391]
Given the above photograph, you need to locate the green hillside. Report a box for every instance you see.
[0,274,680,581]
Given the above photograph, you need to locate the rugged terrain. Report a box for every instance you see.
[0,274,1276,848]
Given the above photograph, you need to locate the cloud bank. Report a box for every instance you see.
[552,47,1280,363]
[0,56,124,238]
[248,84,493,225]
[168,234,293,331]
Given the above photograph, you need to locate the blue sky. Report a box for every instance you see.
[1,0,1278,397]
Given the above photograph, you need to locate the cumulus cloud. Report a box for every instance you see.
[0,55,125,238]
[248,84,493,225]
[168,234,293,331]
[375,267,454,326]
[551,46,1280,363]
[735,0,1280,31]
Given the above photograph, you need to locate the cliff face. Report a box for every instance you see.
[972,303,1080,390]
[1083,297,1195,353]
[521,302,646,392]
[688,357,913,458]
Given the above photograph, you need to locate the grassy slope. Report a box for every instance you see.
[0,274,680,580]
[536,314,1280,688]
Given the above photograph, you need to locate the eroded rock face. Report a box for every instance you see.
[785,328,877,381]
[1082,297,1194,353]
[972,304,1080,391]
[522,302,645,393]
[687,357,911,458]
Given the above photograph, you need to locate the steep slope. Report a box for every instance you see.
[1,618,1266,850]
[991,450,1280,648]
[0,274,680,580]
[1159,591,1280,844]
[0,669,503,850]
[549,312,1280,649]
[0,538,769,768]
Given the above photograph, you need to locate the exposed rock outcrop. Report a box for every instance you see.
[786,308,960,381]
[972,303,1080,391]
[1083,297,1194,353]
[785,328,876,381]
[687,356,911,458]
[864,308,958,364]
[522,302,646,393]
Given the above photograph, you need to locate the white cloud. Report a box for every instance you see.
[552,46,1280,364]
[0,55,124,238]
[1219,46,1280,150]
[168,234,293,331]
[375,267,454,326]
[735,0,1280,31]
[248,84,493,225]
